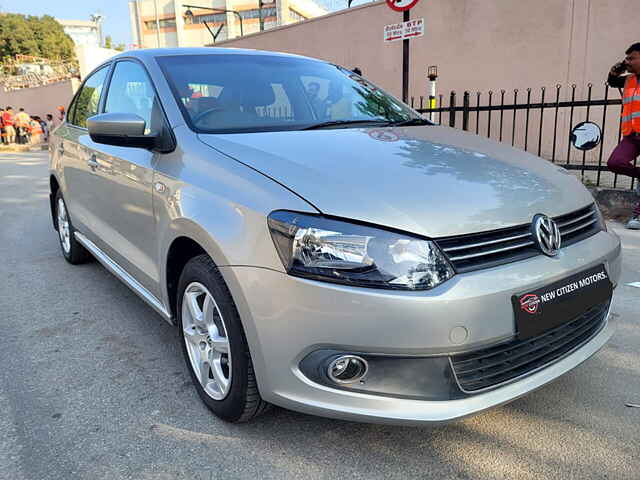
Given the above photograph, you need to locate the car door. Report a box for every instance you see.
[81,59,164,299]
[57,65,111,234]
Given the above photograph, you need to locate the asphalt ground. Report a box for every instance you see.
[1,150,639,480]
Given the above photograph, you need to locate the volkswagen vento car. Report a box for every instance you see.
[48,48,621,424]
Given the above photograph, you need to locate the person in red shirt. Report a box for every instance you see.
[0,108,5,145]
[2,107,15,144]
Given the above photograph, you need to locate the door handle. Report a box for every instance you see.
[87,155,99,170]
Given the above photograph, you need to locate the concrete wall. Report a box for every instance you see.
[217,0,638,100]
[0,79,80,121]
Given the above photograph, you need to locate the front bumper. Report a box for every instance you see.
[222,229,621,425]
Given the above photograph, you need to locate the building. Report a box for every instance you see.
[57,17,121,79]
[128,0,327,49]
[57,19,103,48]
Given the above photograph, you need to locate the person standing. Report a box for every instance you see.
[14,108,30,145]
[2,107,15,144]
[29,116,43,144]
[45,114,55,141]
[607,42,640,230]
[0,107,5,145]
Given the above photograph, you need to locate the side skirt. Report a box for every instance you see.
[75,232,174,324]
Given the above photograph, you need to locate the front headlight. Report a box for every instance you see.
[267,211,455,290]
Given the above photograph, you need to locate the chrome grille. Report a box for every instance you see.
[435,204,601,273]
[450,300,609,393]
[555,204,601,246]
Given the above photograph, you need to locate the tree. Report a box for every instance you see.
[104,35,112,49]
[0,14,40,59]
[0,14,76,61]
[28,15,76,60]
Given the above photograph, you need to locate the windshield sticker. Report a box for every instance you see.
[368,129,400,142]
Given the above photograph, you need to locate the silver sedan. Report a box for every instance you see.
[49,48,621,424]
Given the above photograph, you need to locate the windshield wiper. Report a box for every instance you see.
[388,118,433,127]
[301,120,392,130]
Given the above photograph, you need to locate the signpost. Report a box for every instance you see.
[384,0,421,103]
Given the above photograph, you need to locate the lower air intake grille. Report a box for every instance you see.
[450,300,610,393]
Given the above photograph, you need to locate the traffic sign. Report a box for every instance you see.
[386,0,420,12]
[383,22,404,42]
[384,18,424,42]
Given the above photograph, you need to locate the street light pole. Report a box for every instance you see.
[154,0,161,47]
[183,4,243,38]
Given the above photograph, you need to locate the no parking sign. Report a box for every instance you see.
[386,0,420,12]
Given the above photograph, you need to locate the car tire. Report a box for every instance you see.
[177,254,270,423]
[54,190,91,265]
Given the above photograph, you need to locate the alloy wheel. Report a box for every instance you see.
[57,198,71,254]
[182,282,232,400]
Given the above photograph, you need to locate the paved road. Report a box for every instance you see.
[1,150,639,480]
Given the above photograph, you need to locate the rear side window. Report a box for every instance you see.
[71,66,109,128]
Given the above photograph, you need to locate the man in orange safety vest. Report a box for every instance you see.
[608,42,640,230]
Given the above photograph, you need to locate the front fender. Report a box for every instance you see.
[152,138,316,393]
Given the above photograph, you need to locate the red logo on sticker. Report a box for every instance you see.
[520,294,541,314]
[368,129,399,142]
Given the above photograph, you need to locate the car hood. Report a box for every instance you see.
[198,126,593,238]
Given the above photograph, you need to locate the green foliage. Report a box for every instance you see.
[104,35,112,49]
[115,43,125,52]
[0,14,76,61]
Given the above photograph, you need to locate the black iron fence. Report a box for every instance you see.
[412,83,635,190]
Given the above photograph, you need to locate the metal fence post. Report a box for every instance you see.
[462,91,470,131]
[449,91,456,128]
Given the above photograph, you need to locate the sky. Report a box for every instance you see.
[2,0,133,46]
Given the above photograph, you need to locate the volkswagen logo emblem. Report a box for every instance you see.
[532,214,561,257]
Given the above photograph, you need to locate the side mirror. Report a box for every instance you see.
[87,112,157,149]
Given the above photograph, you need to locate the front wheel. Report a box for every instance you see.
[55,191,91,264]
[177,254,270,422]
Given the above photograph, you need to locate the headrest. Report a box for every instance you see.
[240,82,276,107]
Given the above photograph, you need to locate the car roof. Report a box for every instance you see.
[111,47,323,64]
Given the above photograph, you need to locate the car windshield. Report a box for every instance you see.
[157,54,427,134]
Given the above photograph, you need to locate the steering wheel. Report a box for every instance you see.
[193,108,224,125]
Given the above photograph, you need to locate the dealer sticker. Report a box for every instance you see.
[512,265,612,339]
